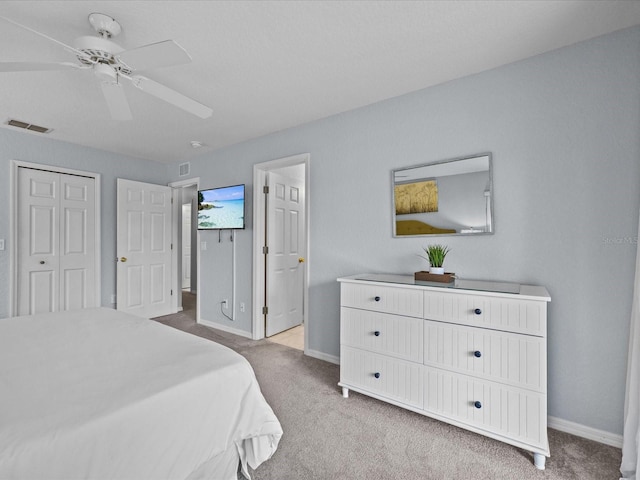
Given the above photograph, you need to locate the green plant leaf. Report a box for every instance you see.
[421,244,450,267]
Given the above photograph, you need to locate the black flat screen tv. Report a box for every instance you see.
[197,184,245,230]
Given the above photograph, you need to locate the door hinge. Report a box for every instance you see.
[263,245,268,254]
[263,185,269,194]
[171,243,173,250]
[262,306,268,315]
[171,289,173,296]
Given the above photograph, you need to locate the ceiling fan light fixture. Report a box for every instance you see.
[190,140,204,148]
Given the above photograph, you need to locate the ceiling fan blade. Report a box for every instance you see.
[0,15,88,60]
[0,61,84,72]
[118,40,192,71]
[129,75,212,119]
[100,81,133,121]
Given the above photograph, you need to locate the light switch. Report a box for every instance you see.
[0,239,5,250]
[201,241,207,251]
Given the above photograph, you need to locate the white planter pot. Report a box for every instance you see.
[429,267,445,275]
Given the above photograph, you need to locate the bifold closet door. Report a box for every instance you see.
[17,167,96,315]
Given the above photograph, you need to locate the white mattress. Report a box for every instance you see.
[0,308,282,479]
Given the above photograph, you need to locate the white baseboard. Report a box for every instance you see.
[305,348,340,365]
[548,415,622,448]
[197,318,253,339]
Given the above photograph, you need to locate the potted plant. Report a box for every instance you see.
[421,244,450,274]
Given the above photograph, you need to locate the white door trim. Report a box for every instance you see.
[169,177,199,316]
[252,153,310,350]
[10,160,102,316]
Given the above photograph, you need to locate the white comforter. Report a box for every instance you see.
[0,308,282,479]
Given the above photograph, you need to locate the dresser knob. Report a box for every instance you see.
[474,308,482,315]
[474,401,482,409]
[374,331,381,336]
[474,350,482,358]
[374,296,381,302]
[374,372,381,379]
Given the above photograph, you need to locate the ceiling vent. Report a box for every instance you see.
[6,119,52,134]
[179,162,191,177]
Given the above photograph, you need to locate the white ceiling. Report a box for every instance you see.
[2,1,640,164]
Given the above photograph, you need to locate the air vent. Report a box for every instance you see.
[179,162,190,176]
[6,119,52,134]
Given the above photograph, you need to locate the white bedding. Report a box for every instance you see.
[0,308,282,480]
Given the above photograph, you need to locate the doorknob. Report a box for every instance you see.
[39,260,45,265]
[298,257,305,263]
[120,257,127,263]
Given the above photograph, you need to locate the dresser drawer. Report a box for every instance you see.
[424,320,545,392]
[341,283,423,318]
[340,346,423,409]
[423,367,547,448]
[341,307,423,363]
[423,290,546,336]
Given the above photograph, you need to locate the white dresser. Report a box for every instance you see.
[338,273,551,469]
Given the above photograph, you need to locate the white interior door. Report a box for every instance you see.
[117,178,173,318]
[17,167,96,315]
[182,203,191,289]
[265,171,305,337]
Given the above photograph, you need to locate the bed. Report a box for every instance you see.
[0,307,282,480]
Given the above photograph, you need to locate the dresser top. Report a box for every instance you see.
[338,273,550,301]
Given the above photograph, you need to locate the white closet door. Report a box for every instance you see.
[59,173,97,310]
[17,168,96,315]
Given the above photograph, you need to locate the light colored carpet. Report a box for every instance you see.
[154,293,622,480]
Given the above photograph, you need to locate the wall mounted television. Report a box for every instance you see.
[197,184,245,230]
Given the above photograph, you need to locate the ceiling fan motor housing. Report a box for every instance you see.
[73,36,132,76]
[74,36,123,63]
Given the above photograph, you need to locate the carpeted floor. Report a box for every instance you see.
[153,293,622,480]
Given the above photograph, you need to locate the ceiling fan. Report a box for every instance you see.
[0,13,213,121]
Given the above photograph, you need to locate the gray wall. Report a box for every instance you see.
[189,161,255,332]
[173,27,640,436]
[0,130,168,318]
[0,26,636,437]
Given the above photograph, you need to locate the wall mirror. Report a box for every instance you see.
[392,153,493,237]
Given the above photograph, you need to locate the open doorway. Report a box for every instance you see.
[170,178,199,317]
[252,154,310,352]
[180,199,197,319]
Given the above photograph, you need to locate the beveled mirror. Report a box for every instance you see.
[392,153,493,236]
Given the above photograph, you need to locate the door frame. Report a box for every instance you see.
[252,153,310,349]
[169,177,199,316]
[10,160,102,316]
